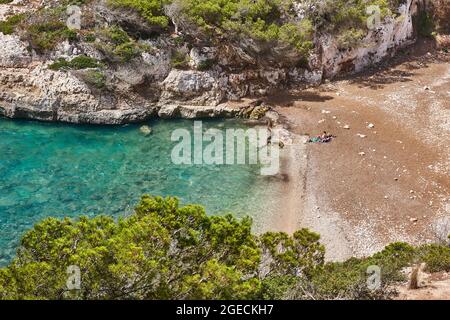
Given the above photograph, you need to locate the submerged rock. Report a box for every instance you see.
[139,125,152,136]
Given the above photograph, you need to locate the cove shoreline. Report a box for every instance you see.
[0,100,271,125]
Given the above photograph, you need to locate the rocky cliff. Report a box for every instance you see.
[0,0,436,124]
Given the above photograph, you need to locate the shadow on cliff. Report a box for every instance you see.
[344,37,448,90]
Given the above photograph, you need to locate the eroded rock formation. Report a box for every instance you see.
[0,0,431,124]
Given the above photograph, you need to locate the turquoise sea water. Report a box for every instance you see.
[0,117,276,265]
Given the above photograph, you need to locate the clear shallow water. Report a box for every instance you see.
[0,117,276,265]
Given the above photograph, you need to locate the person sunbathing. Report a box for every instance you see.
[320,131,332,143]
[308,131,334,143]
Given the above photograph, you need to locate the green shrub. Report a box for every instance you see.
[48,55,103,71]
[171,49,189,69]
[113,42,138,62]
[17,5,79,52]
[319,0,396,32]
[0,195,263,299]
[83,33,96,42]
[173,35,186,46]
[104,25,130,45]
[314,0,403,49]
[278,21,314,54]
[96,26,145,62]
[417,244,450,272]
[308,242,416,300]
[367,242,416,283]
[417,11,435,37]
[309,258,369,299]
[0,14,25,35]
[26,21,77,52]
[108,0,169,27]
[260,275,299,300]
[179,0,313,56]
[197,58,216,71]
[0,0,13,4]
[260,229,325,278]
[176,0,402,56]
[336,28,366,49]
[0,195,449,300]
[81,70,106,89]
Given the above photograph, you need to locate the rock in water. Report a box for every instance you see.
[249,105,269,120]
[140,125,152,136]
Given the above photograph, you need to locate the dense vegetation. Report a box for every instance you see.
[0,13,24,35]
[48,55,104,70]
[0,195,448,300]
[19,6,78,53]
[109,0,169,27]
[1,0,415,60]
[2,0,445,58]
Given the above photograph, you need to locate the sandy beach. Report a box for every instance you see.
[267,40,450,261]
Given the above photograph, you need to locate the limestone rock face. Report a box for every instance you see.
[141,49,171,81]
[0,58,157,124]
[0,0,422,124]
[160,70,223,105]
[0,34,31,68]
[189,47,217,69]
[158,103,241,119]
[319,0,416,78]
